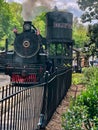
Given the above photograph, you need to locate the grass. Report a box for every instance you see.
[72,73,84,85]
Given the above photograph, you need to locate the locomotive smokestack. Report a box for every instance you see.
[23,21,37,33]
[23,21,32,31]
[54,6,58,11]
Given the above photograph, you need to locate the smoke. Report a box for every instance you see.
[22,0,56,21]
[21,0,69,21]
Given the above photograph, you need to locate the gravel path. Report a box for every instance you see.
[46,84,85,130]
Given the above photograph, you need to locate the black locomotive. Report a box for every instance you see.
[0,10,73,85]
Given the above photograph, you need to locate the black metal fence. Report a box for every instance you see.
[0,85,44,130]
[41,67,72,127]
[0,67,72,130]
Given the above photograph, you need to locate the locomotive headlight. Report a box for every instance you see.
[23,41,30,48]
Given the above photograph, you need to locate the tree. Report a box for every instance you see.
[0,1,23,48]
[9,2,23,32]
[73,17,89,48]
[82,23,98,65]
[8,2,23,43]
[77,0,98,22]
[0,0,12,40]
[33,11,46,37]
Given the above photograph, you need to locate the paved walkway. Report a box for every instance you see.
[0,74,10,87]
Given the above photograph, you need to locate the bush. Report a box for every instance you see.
[62,67,98,130]
[82,67,98,87]
[72,73,84,85]
[76,86,98,118]
[62,105,88,130]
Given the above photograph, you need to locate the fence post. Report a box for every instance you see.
[37,71,49,130]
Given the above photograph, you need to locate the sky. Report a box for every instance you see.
[6,0,83,18]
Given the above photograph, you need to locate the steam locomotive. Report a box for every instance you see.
[0,10,73,85]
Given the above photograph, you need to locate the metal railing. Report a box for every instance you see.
[0,67,72,130]
[40,67,72,127]
[0,85,44,130]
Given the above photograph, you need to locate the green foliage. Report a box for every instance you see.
[82,23,98,60]
[0,1,23,49]
[82,67,98,86]
[73,17,89,48]
[62,106,88,130]
[87,24,98,50]
[72,73,84,85]
[0,1,11,39]
[77,0,98,22]
[76,87,98,118]
[62,67,98,129]
[33,12,46,37]
[6,2,23,44]
[9,2,23,31]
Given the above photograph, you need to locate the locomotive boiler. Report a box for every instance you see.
[0,9,74,86]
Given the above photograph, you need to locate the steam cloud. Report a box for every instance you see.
[21,0,68,21]
[22,0,56,21]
